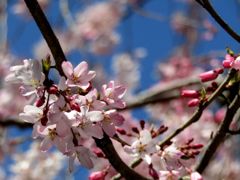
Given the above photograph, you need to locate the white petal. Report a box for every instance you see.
[87,111,104,122]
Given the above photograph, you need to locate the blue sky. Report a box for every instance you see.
[4,0,240,178]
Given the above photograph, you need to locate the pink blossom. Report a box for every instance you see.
[19,105,43,123]
[222,54,235,68]
[68,146,94,172]
[101,109,124,137]
[62,61,96,89]
[76,89,106,110]
[101,81,126,108]
[124,129,157,164]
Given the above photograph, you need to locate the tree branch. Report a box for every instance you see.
[94,134,150,180]
[195,90,240,173]
[195,0,240,43]
[0,118,32,129]
[24,0,66,76]
[159,69,236,147]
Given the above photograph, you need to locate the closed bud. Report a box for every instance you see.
[40,116,48,126]
[199,70,218,82]
[181,90,200,98]
[116,127,126,135]
[89,171,107,180]
[70,101,80,112]
[139,120,145,129]
[132,127,139,134]
[92,148,105,158]
[48,85,58,94]
[149,165,159,180]
[36,96,45,107]
[187,98,200,107]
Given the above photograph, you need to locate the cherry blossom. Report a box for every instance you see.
[62,61,96,89]
[124,129,157,164]
[101,81,126,108]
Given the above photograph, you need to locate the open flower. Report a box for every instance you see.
[101,81,126,108]
[19,105,43,124]
[124,129,157,164]
[5,59,44,87]
[62,61,96,89]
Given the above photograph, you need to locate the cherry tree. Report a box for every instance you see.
[1,0,240,179]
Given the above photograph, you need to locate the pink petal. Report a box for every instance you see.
[40,137,52,152]
[87,111,104,122]
[76,147,94,169]
[102,121,116,137]
[84,124,103,138]
[62,61,73,78]
[74,61,88,77]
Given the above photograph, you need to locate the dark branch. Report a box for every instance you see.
[24,0,66,76]
[195,91,240,173]
[195,0,240,43]
[228,129,240,135]
[159,69,237,147]
[0,118,32,129]
[94,134,150,180]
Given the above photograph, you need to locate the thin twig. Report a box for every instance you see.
[0,118,32,129]
[195,0,240,43]
[94,134,150,180]
[227,129,240,135]
[195,90,240,173]
[159,69,237,147]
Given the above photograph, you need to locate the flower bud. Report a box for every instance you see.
[36,96,45,107]
[89,171,107,180]
[149,165,159,179]
[187,98,200,107]
[40,116,48,126]
[48,85,58,94]
[199,70,218,82]
[116,127,126,135]
[70,101,80,112]
[181,90,200,98]
[92,148,105,158]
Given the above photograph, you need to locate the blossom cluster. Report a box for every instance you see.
[6,58,126,171]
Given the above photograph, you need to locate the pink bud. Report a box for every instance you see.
[116,127,126,135]
[48,85,58,94]
[89,171,107,180]
[92,148,105,158]
[187,98,200,107]
[191,144,204,149]
[199,70,218,82]
[181,90,200,98]
[222,54,234,68]
[213,68,223,74]
[36,97,45,107]
[40,116,48,126]
[149,165,159,179]
[70,101,80,112]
